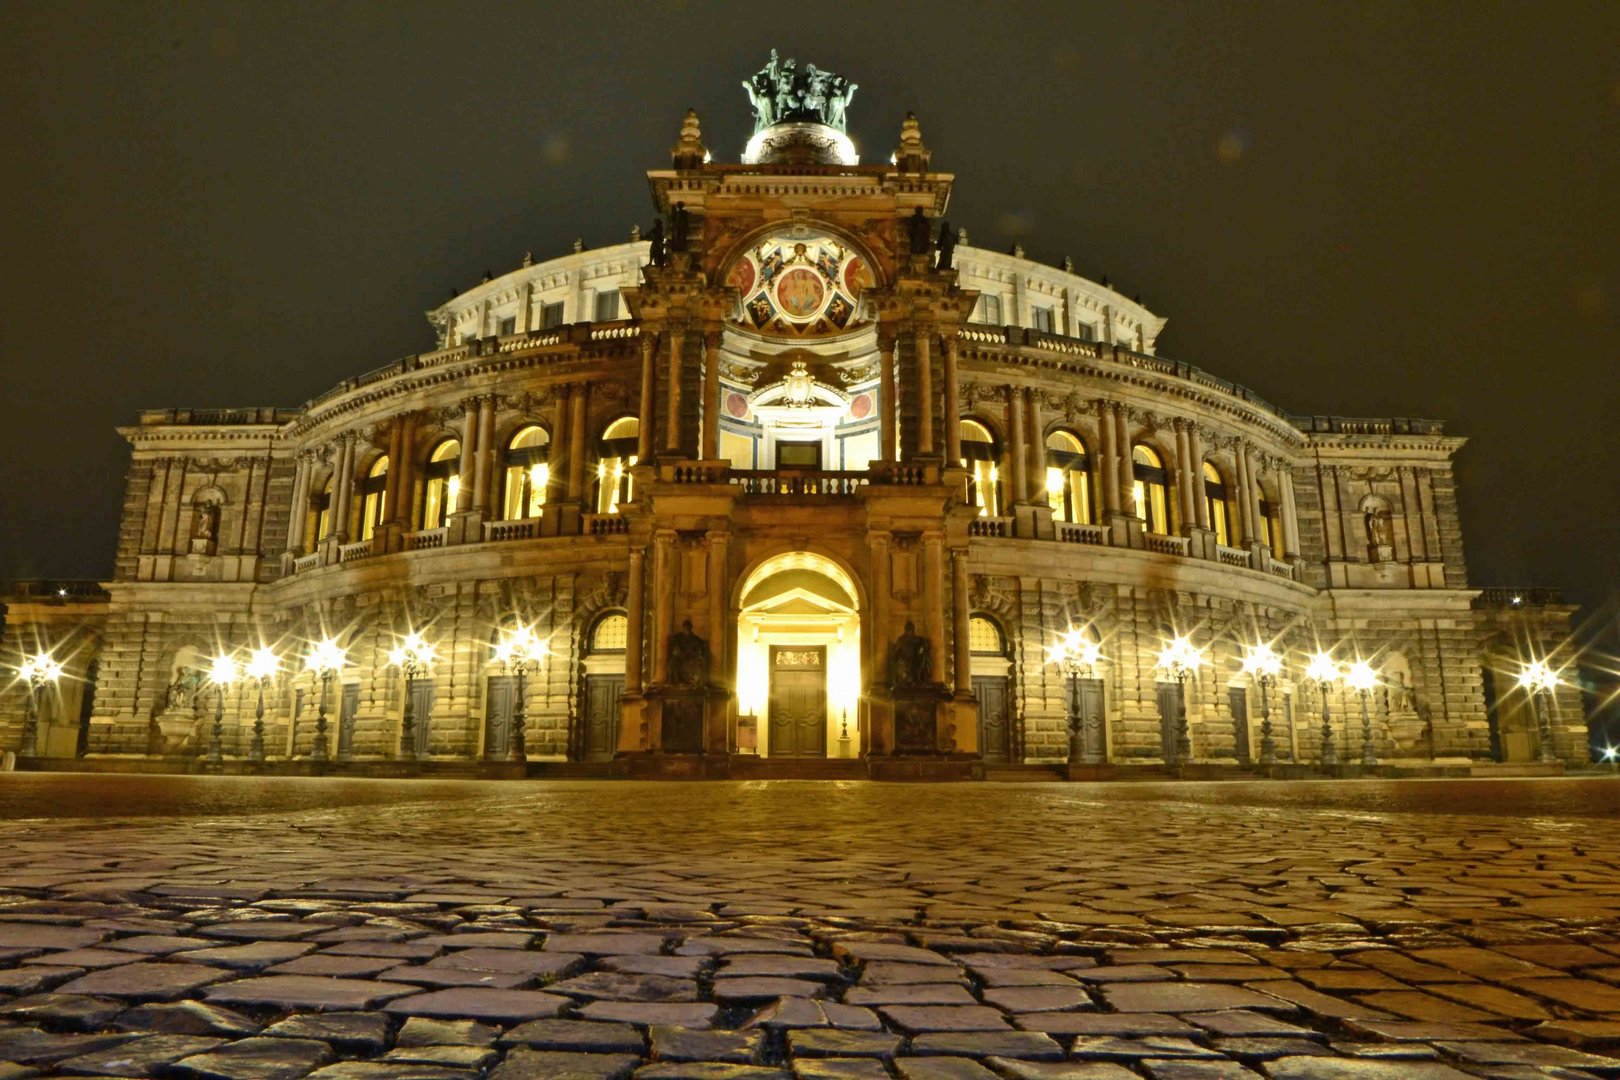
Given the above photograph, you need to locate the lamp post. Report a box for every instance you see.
[1517,660,1561,764]
[1241,644,1283,766]
[387,632,436,761]
[1305,652,1341,768]
[17,653,63,757]
[303,638,344,762]
[1345,660,1379,767]
[244,647,279,764]
[205,653,240,768]
[1155,636,1204,765]
[1050,629,1104,764]
[494,626,543,763]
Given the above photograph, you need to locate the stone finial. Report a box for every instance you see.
[671,108,708,169]
[894,111,931,172]
[482,269,493,282]
[1062,255,1075,273]
[629,223,641,242]
[573,238,585,253]
[1010,242,1025,258]
[521,251,533,267]
[957,226,969,245]
[1101,273,1111,288]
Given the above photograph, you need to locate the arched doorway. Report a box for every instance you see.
[735,552,862,759]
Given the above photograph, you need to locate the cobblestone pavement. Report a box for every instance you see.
[4,776,1620,1078]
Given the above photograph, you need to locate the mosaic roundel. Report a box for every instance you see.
[728,234,868,336]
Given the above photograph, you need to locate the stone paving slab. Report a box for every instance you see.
[6,777,1620,1079]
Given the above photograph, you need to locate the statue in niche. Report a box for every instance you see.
[667,619,711,689]
[908,208,932,256]
[936,220,957,270]
[1364,504,1394,557]
[646,219,667,268]
[162,666,206,712]
[190,501,220,555]
[889,620,933,689]
[1389,670,1415,713]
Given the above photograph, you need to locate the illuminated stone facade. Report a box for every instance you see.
[0,83,1585,772]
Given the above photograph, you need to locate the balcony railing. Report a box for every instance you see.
[484,519,538,543]
[1146,534,1190,557]
[584,513,629,535]
[406,528,447,551]
[968,516,1012,538]
[1216,544,1251,568]
[1056,522,1106,545]
[338,539,373,564]
[731,470,868,496]
[293,552,321,574]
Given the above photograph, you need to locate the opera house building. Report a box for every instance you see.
[1,61,1584,777]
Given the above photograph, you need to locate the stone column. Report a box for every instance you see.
[638,333,658,461]
[518,282,534,333]
[1026,390,1044,503]
[650,530,676,684]
[1246,448,1266,549]
[942,335,961,465]
[916,329,934,456]
[1235,444,1256,544]
[473,397,494,513]
[625,547,646,695]
[1114,406,1133,514]
[382,418,405,525]
[456,400,477,511]
[332,435,356,541]
[868,530,893,756]
[923,533,946,682]
[1175,421,1196,532]
[707,531,729,682]
[701,331,722,461]
[951,547,972,696]
[393,414,417,529]
[285,455,310,555]
[1008,387,1028,505]
[1191,426,1210,529]
[567,383,587,502]
[1279,467,1300,557]
[1098,400,1119,513]
[551,386,572,504]
[879,333,897,463]
[665,329,684,454]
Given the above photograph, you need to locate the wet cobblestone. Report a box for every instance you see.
[2,776,1620,1077]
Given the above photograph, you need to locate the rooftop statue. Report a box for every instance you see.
[743,49,857,135]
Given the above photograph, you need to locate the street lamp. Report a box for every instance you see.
[16,653,63,757]
[244,647,278,763]
[1517,659,1561,764]
[494,625,544,763]
[1344,659,1379,767]
[1049,629,1104,764]
[1305,651,1341,767]
[205,653,240,768]
[303,638,344,762]
[1154,635,1204,764]
[1240,644,1283,766]
[387,632,436,761]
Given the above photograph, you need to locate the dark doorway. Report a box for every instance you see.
[75,659,98,757]
[1228,686,1252,765]
[485,675,515,760]
[584,674,624,761]
[1075,676,1106,761]
[768,646,826,757]
[974,675,1010,763]
[337,683,359,758]
[1156,681,1184,764]
[408,678,434,758]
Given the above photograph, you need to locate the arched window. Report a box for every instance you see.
[590,613,629,653]
[360,456,388,541]
[502,425,550,521]
[959,420,1001,518]
[596,417,639,514]
[1258,487,1279,552]
[312,477,333,549]
[420,439,461,530]
[1132,444,1173,535]
[968,615,1005,655]
[1203,461,1235,546]
[1044,430,1092,524]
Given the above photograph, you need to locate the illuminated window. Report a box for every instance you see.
[1132,444,1173,535]
[360,456,388,541]
[594,290,620,322]
[312,477,333,549]
[420,439,461,530]
[591,613,628,652]
[959,420,1001,518]
[595,416,639,513]
[1258,489,1279,552]
[1032,305,1055,333]
[1044,430,1092,524]
[974,294,1003,325]
[502,426,550,520]
[1203,461,1234,546]
[968,615,1004,655]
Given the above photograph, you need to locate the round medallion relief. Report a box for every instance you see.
[849,393,872,420]
[725,392,750,418]
[774,267,826,319]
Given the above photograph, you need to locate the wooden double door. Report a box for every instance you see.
[768,646,827,758]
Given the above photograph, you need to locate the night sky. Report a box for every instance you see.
[2,3,1616,651]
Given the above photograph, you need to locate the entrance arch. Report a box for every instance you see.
[734,551,862,759]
